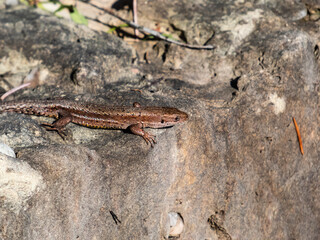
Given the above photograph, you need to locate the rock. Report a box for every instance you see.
[5,0,19,7]
[168,212,184,238]
[0,0,4,9]
[0,142,15,158]
[0,153,44,214]
[0,7,133,95]
[0,1,319,239]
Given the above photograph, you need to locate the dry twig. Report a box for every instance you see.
[133,0,139,36]
[293,117,304,155]
[1,68,40,101]
[88,3,215,50]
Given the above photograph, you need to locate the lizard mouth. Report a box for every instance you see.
[177,112,188,122]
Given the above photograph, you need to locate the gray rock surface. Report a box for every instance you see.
[0,1,319,239]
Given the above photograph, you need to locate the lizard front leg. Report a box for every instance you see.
[129,123,157,147]
[41,110,72,138]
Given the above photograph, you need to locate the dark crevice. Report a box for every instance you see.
[208,214,232,240]
[161,44,170,63]
[170,24,188,43]
[314,44,319,59]
[230,76,240,90]
[111,0,132,10]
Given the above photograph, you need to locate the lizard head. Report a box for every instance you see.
[158,108,188,127]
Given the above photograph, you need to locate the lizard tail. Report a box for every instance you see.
[0,100,59,118]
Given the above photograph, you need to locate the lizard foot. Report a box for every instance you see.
[41,123,67,139]
[142,132,157,147]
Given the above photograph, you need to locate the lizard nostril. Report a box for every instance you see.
[161,119,165,123]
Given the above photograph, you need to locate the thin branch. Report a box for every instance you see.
[293,117,304,155]
[87,3,215,50]
[133,0,139,36]
[1,82,32,101]
[1,68,40,101]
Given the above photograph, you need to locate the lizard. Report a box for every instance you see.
[0,100,188,147]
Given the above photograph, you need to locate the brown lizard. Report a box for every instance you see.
[0,100,188,146]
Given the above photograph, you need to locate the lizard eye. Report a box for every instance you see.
[161,119,165,123]
[175,116,180,121]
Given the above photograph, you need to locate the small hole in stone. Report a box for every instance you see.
[230,76,240,90]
